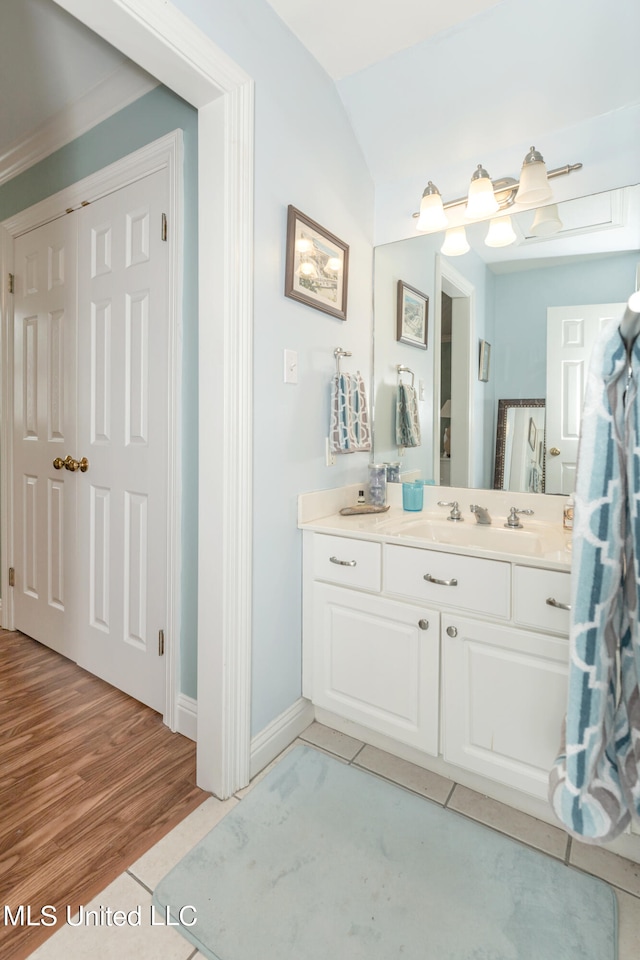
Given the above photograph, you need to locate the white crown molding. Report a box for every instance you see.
[0,62,158,189]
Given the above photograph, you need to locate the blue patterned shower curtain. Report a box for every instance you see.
[549,318,640,842]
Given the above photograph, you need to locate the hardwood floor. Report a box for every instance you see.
[0,629,208,959]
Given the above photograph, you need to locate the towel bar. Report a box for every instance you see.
[334,347,352,376]
[397,364,415,388]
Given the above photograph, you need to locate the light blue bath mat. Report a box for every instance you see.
[154,745,617,960]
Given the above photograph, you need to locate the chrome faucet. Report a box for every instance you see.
[505,506,534,529]
[437,500,463,522]
[470,504,492,525]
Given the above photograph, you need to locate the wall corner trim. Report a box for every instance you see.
[249,698,315,780]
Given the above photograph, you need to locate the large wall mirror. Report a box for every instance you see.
[372,184,640,495]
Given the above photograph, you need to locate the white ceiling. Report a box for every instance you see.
[264,0,505,79]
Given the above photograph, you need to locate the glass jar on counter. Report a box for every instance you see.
[368,463,387,506]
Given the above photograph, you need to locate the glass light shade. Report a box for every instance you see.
[515,148,553,205]
[530,203,563,237]
[440,226,470,256]
[416,185,448,232]
[629,290,640,313]
[465,166,499,220]
[325,256,341,272]
[485,215,516,248]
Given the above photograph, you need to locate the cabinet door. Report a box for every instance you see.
[442,614,569,798]
[313,584,440,755]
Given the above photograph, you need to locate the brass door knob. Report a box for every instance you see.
[52,455,89,473]
[549,447,561,456]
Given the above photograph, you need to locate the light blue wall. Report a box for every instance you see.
[172,0,375,736]
[492,253,639,402]
[0,85,200,699]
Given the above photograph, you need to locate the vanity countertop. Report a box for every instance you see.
[299,505,572,571]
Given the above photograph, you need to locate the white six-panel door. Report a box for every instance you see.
[75,171,169,713]
[546,302,625,494]
[13,216,78,659]
[12,170,169,714]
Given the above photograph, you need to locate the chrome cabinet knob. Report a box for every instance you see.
[446,626,458,638]
[418,619,429,630]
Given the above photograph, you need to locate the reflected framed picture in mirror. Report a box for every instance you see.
[396,281,428,349]
[479,339,491,382]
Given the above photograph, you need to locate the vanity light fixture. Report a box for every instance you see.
[484,215,517,248]
[515,147,553,205]
[413,150,582,231]
[440,226,470,256]
[529,203,563,237]
[417,182,449,232]
[465,165,500,220]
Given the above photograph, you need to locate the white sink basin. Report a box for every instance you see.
[396,516,569,558]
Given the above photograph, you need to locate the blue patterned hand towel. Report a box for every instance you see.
[549,317,640,842]
[329,372,371,454]
[395,383,421,448]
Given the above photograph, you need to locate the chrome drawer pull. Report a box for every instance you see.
[424,573,458,587]
[329,556,357,567]
[546,597,571,611]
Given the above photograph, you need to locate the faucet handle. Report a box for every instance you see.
[437,500,463,521]
[505,506,534,528]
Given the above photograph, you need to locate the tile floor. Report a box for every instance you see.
[27,722,640,958]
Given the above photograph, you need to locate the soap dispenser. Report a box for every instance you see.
[563,497,574,531]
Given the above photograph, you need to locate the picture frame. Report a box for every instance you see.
[396,281,428,349]
[478,339,491,382]
[528,416,536,450]
[284,206,349,320]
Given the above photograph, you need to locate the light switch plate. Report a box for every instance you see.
[284,349,298,384]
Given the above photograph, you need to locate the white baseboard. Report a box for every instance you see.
[175,693,197,741]
[250,697,315,779]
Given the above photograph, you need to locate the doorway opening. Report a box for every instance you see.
[434,257,475,488]
[0,0,255,799]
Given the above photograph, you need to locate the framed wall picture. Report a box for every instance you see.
[478,339,491,382]
[396,281,428,349]
[528,416,537,450]
[284,206,349,320]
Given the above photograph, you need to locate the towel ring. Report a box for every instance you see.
[334,347,352,376]
[397,364,415,388]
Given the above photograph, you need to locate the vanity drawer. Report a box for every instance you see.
[514,566,571,635]
[312,534,381,591]
[384,543,510,619]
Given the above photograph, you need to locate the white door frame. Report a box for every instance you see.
[11,0,254,800]
[433,256,475,487]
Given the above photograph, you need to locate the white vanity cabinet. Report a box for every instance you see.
[302,524,571,803]
[441,614,569,797]
[312,583,440,754]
